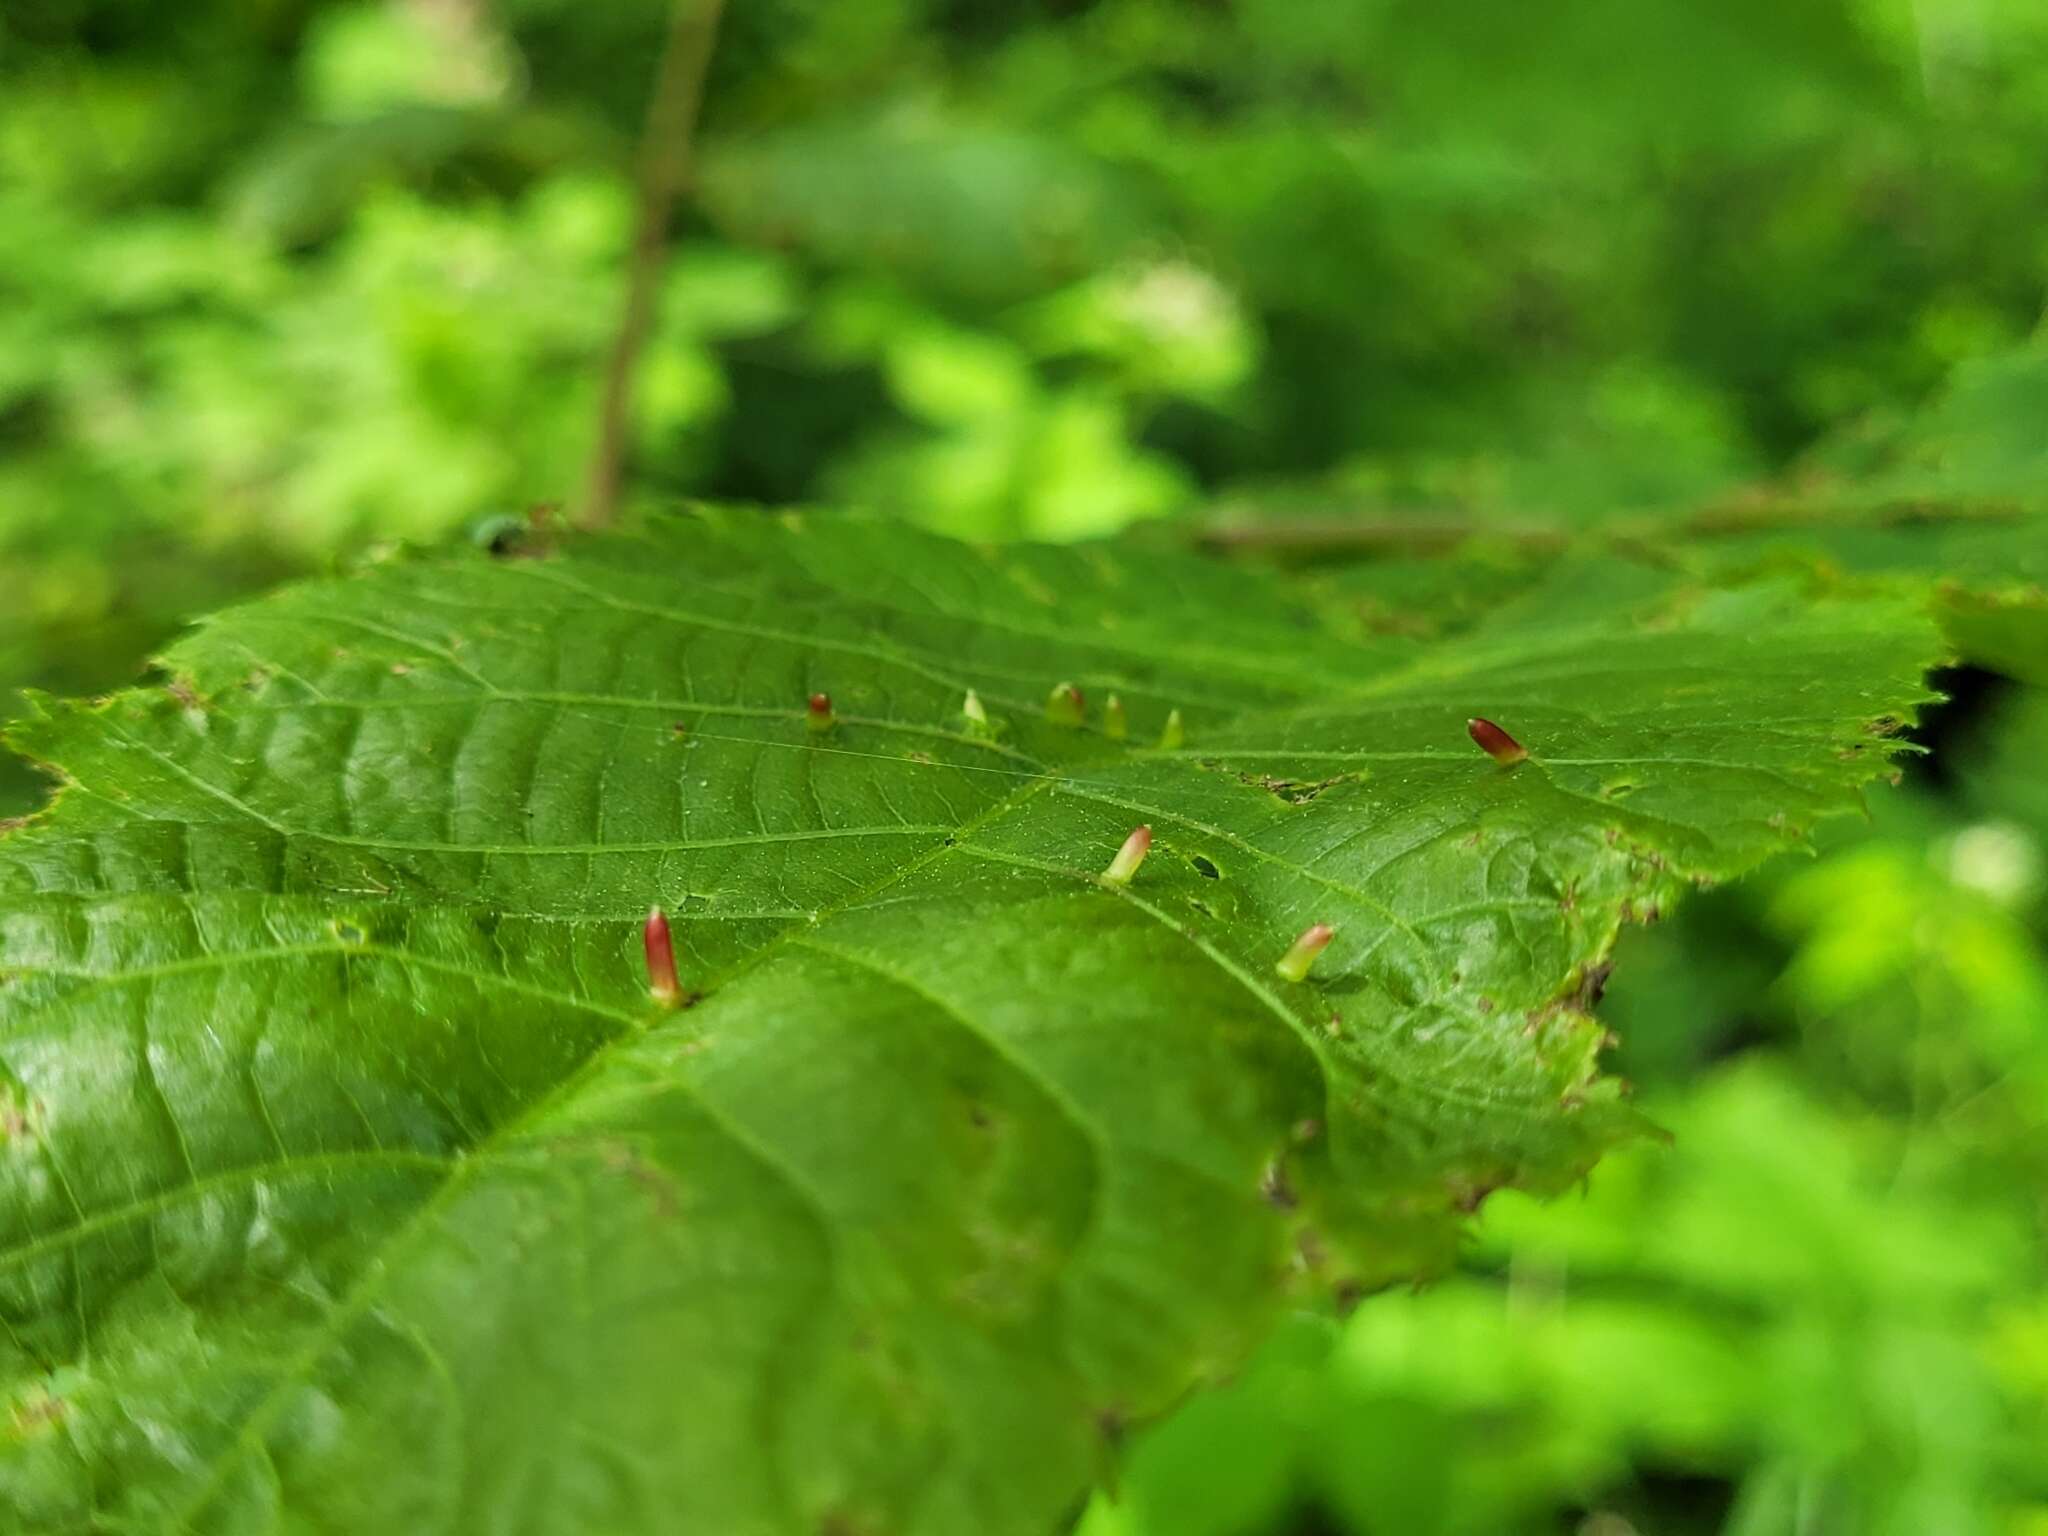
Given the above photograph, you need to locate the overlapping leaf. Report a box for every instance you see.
[0,510,1937,1534]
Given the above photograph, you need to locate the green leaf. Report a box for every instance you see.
[0,509,1937,1533]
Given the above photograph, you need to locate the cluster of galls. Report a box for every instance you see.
[640,698,1531,1003]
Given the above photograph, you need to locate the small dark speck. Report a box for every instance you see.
[1259,1160,1297,1210]
[1451,1178,1497,1214]
[1575,961,1613,1010]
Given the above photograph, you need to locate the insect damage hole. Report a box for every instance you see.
[1188,853,1222,880]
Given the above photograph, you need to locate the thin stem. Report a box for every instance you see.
[577,0,728,530]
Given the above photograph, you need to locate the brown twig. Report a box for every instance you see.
[577,0,727,530]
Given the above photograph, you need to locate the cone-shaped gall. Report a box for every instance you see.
[1467,717,1526,766]
[644,906,684,1007]
[1102,825,1152,885]
[1274,922,1335,983]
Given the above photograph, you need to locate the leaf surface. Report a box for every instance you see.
[0,510,1938,1534]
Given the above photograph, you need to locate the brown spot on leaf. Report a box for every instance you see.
[1447,1175,1499,1214]
[600,1142,682,1220]
[9,1389,66,1436]
[1235,770,1355,806]
[1575,961,1613,1011]
[0,1092,39,1143]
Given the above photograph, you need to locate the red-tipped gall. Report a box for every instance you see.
[807,692,836,733]
[1274,922,1335,983]
[644,906,684,1007]
[1047,681,1085,727]
[1466,717,1526,766]
[1104,694,1128,741]
[1158,707,1185,751]
[1102,825,1152,885]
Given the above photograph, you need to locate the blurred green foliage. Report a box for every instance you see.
[1082,756,2048,1535]
[10,0,2048,733]
[3,1,2047,1530]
